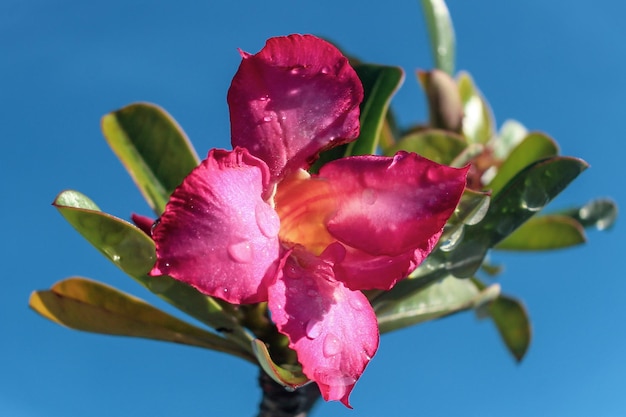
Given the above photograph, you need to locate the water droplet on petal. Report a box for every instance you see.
[320,66,330,74]
[259,95,269,101]
[290,67,302,75]
[255,203,280,238]
[348,296,366,311]
[361,188,377,205]
[323,333,341,357]
[313,368,355,399]
[305,320,322,339]
[262,115,272,122]
[227,241,253,263]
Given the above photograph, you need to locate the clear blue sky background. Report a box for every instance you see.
[3,1,624,416]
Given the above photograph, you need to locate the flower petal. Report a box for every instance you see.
[131,213,154,236]
[320,151,468,290]
[268,249,378,407]
[150,148,281,304]
[228,34,363,181]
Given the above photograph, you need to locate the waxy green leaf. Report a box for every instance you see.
[102,103,199,215]
[560,198,618,231]
[376,276,500,334]
[420,0,455,75]
[450,157,587,277]
[495,215,585,251]
[30,277,254,362]
[457,72,494,144]
[488,295,531,362]
[53,190,251,350]
[252,339,310,389]
[487,132,559,196]
[347,64,404,156]
[388,129,466,164]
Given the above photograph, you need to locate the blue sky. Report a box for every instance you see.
[2,0,624,416]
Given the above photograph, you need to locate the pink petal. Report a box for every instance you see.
[228,34,363,181]
[131,213,154,236]
[150,147,281,304]
[268,249,378,407]
[319,151,468,290]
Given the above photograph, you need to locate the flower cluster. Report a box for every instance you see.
[149,34,467,406]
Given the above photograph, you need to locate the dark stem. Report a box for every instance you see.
[256,371,321,417]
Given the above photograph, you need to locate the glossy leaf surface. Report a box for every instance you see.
[389,129,466,164]
[376,276,500,333]
[30,277,254,362]
[487,132,559,196]
[420,0,455,75]
[560,198,618,231]
[438,157,587,278]
[495,215,585,251]
[102,103,199,215]
[346,64,404,156]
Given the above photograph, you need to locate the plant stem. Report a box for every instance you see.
[257,371,321,417]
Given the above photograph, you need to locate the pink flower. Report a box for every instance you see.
[149,34,468,407]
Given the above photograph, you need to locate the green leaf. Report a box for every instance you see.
[457,72,494,144]
[53,190,251,349]
[487,132,559,196]
[442,157,589,278]
[488,295,532,362]
[30,277,254,362]
[388,129,466,164]
[420,0,456,75]
[346,64,404,156]
[559,198,618,231]
[252,339,310,389]
[376,276,500,333]
[101,103,200,215]
[495,215,585,251]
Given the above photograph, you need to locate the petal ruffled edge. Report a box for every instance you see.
[150,147,281,304]
[228,34,363,181]
[319,152,469,290]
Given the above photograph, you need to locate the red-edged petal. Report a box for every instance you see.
[319,151,468,290]
[228,34,363,181]
[150,147,281,304]
[268,249,378,407]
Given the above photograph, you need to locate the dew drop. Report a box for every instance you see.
[255,203,280,238]
[111,254,121,262]
[227,241,253,263]
[322,333,341,357]
[312,369,354,399]
[361,188,377,205]
[348,295,366,311]
[305,320,322,339]
[439,225,465,252]
[262,115,272,122]
[521,183,548,212]
[320,66,330,74]
[290,67,302,75]
[259,95,269,101]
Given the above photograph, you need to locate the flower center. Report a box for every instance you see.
[274,170,337,255]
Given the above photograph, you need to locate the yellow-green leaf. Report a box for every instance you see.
[30,277,255,362]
